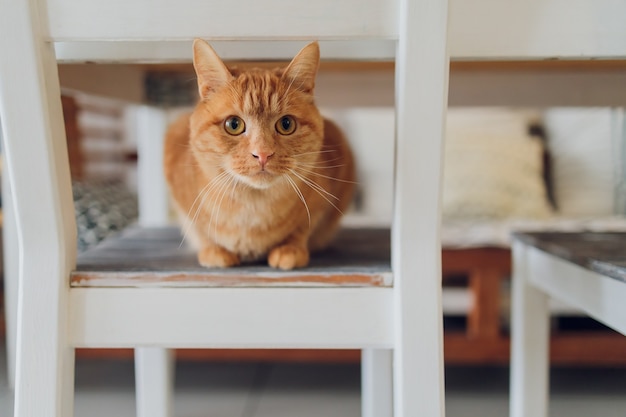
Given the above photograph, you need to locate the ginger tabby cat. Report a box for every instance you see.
[164,40,355,270]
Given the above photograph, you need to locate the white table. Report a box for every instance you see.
[510,232,626,417]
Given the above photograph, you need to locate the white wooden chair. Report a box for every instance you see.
[0,1,449,417]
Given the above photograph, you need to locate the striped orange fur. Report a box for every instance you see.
[163,40,355,270]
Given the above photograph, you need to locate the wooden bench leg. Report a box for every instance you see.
[467,268,502,340]
[510,241,550,417]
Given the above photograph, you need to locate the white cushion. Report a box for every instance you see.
[544,108,622,217]
[443,108,553,220]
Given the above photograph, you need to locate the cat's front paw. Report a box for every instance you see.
[268,245,309,270]
[198,246,240,268]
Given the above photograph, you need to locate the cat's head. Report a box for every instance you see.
[189,39,325,190]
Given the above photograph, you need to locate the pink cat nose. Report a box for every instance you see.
[252,151,274,169]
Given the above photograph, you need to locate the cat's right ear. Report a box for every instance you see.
[193,39,233,98]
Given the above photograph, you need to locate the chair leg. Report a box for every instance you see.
[361,349,393,417]
[2,170,18,390]
[12,211,76,417]
[510,242,550,417]
[135,347,175,417]
[392,0,449,415]
[14,347,75,417]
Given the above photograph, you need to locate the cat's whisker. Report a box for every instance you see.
[294,156,345,165]
[214,175,238,238]
[293,166,358,184]
[180,171,230,247]
[291,149,337,158]
[182,173,225,232]
[289,169,344,215]
[181,194,211,247]
[189,171,230,244]
[295,161,346,169]
[284,175,311,228]
[209,173,236,240]
[228,175,240,205]
[289,169,340,201]
[297,164,346,171]
[179,190,209,248]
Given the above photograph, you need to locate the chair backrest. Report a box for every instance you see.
[47,0,626,64]
[0,0,406,270]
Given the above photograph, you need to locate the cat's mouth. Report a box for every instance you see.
[234,169,279,190]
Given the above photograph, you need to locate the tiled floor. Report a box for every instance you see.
[2,347,626,417]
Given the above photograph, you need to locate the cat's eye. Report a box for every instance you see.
[224,116,245,135]
[275,115,296,135]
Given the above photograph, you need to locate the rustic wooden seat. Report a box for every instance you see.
[72,227,392,288]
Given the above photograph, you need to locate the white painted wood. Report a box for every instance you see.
[510,241,550,417]
[48,0,626,62]
[55,40,397,63]
[510,237,626,417]
[68,288,394,348]
[1,137,19,391]
[135,348,175,417]
[526,247,626,336]
[449,0,626,59]
[45,0,398,41]
[391,0,448,416]
[0,0,77,416]
[361,349,393,417]
[134,105,171,226]
[133,104,174,417]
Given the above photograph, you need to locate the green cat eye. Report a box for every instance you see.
[275,115,296,135]
[224,116,245,135]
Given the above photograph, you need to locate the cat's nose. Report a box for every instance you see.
[252,151,274,169]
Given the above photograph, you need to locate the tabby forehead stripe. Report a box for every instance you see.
[238,73,285,117]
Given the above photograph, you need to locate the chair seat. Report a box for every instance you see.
[72,226,392,288]
[513,232,626,284]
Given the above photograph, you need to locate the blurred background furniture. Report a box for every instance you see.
[510,232,626,417]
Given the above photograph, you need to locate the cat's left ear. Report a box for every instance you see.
[193,39,233,98]
[282,42,320,94]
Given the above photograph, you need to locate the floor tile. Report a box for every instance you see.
[2,346,626,417]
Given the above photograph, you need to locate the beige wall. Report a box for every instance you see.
[59,63,626,107]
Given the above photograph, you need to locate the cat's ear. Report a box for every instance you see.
[282,42,320,93]
[193,39,233,98]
